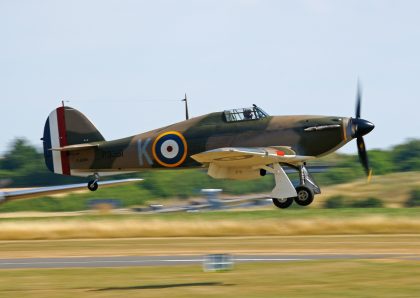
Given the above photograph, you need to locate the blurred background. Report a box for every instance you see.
[0,137,419,212]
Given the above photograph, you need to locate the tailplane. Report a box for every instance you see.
[42,106,105,175]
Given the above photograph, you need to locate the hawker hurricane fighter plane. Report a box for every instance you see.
[42,88,374,209]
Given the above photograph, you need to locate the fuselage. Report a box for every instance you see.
[67,111,354,176]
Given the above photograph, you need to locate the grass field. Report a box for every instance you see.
[1,260,420,298]
[1,234,420,258]
[0,208,419,240]
[2,206,420,221]
[316,171,420,208]
[1,209,419,297]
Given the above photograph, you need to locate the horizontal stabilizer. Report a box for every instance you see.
[0,178,143,203]
[50,143,99,151]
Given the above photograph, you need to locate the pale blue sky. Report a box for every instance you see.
[0,0,419,155]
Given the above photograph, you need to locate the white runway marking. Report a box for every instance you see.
[0,254,412,269]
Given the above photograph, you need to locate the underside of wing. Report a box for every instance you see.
[191,147,313,168]
[191,147,314,181]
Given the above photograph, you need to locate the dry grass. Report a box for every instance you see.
[314,171,420,208]
[1,261,420,298]
[1,216,420,240]
[2,235,420,259]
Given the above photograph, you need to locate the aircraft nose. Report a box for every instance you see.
[352,118,375,138]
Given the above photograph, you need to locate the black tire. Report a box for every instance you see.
[272,197,294,209]
[88,180,98,191]
[294,186,314,206]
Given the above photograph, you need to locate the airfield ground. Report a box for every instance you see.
[1,209,420,297]
[1,234,420,258]
[0,256,420,297]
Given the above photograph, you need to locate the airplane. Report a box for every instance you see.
[41,86,374,209]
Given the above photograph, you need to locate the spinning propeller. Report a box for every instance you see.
[352,83,375,181]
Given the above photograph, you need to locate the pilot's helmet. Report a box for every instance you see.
[243,109,252,119]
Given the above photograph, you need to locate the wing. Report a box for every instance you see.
[0,178,143,203]
[192,147,317,200]
[191,146,314,168]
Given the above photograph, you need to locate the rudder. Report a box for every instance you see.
[42,106,105,175]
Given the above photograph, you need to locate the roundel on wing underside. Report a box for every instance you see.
[152,131,188,167]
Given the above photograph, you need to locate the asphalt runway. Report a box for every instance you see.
[0,254,418,269]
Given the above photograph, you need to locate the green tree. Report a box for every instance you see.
[368,150,395,175]
[350,197,383,208]
[405,189,420,207]
[0,139,40,171]
[324,195,346,208]
[392,139,420,172]
[0,138,83,187]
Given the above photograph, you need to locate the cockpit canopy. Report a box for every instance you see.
[223,104,269,122]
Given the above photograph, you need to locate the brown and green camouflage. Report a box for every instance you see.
[42,105,369,178]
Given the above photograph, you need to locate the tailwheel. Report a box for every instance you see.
[294,186,314,206]
[87,180,98,192]
[272,197,294,209]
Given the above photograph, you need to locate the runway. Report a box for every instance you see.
[0,253,417,269]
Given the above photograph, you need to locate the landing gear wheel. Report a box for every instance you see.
[87,180,98,192]
[272,197,294,209]
[294,186,314,206]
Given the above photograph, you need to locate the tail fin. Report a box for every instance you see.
[42,106,105,175]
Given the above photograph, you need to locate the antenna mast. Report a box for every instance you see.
[182,93,189,120]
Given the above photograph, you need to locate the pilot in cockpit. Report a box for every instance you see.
[243,109,253,120]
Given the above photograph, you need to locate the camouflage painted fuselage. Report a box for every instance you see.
[57,111,352,177]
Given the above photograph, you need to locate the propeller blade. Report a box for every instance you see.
[355,83,362,119]
[354,81,373,181]
[367,169,373,183]
[357,137,371,177]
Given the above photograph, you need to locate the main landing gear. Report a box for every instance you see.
[87,173,100,191]
[272,197,294,209]
[269,163,321,209]
[272,186,314,209]
[294,185,314,206]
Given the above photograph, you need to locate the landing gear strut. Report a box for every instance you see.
[87,173,100,191]
[261,163,297,210]
[267,163,321,209]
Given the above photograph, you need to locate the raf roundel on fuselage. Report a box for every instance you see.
[152,131,188,168]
